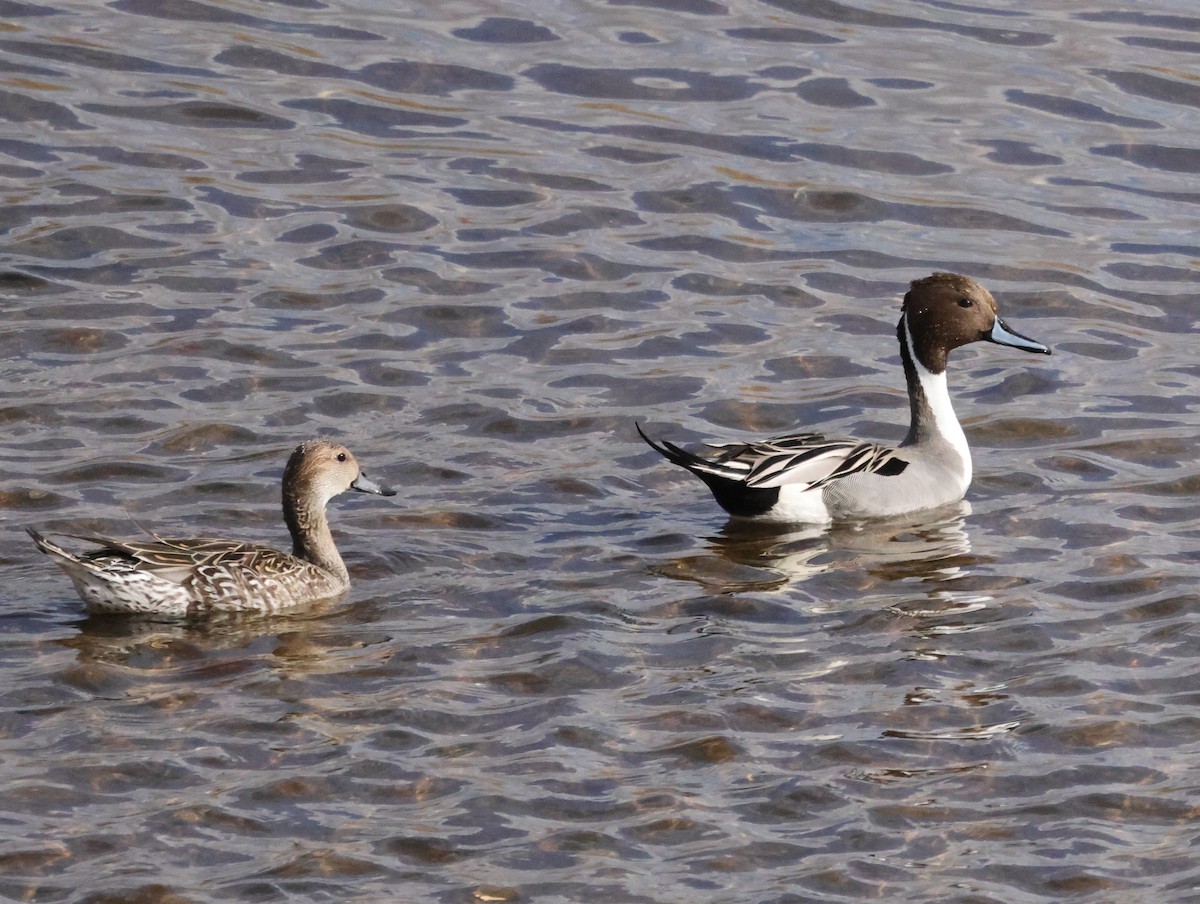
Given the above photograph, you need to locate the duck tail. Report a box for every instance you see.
[27,527,60,557]
[635,423,742,478]
[635,423,780,518]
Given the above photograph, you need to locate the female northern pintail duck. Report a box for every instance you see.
[638,272,1051,523]
[28,439,396,616]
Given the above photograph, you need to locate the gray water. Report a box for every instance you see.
[2,0,1199,901]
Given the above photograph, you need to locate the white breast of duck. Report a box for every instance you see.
[815,273,1045,521]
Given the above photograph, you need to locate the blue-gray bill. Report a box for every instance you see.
[988,317,1051,355]
[351,473,396,496]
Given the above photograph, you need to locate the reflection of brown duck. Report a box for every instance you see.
[639,273,1050,522]
[29,439,395,616]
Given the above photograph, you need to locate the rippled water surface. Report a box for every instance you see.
[2,0,1199,901]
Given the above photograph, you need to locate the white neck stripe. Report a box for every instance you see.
[904,319,972,481]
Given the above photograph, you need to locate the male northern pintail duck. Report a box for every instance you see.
[638,272,1051,523]
[28,439,396,616]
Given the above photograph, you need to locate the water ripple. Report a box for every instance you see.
[1,1,1199,901]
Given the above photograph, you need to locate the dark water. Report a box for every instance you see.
[2,0,1199,901]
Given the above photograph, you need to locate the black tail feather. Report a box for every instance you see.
[635,422,715,472]
[636,422,780,518]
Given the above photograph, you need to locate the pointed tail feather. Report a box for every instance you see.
[27,527,66,558]
[635,423,780,518]
[636,422,746,480]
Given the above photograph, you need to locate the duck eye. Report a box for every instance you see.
[336,452,347,462]
[957,297,973,308]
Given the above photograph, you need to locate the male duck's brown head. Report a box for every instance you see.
[899,272,1051,374]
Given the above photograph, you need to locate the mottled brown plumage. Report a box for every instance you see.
[29,439,396,616]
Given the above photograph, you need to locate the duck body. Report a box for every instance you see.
[26,532,351,616]
[29,439,396,616]
[639,273,1051,524]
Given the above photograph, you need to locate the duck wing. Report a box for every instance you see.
[704,431,909,489]
[65,533,296,585]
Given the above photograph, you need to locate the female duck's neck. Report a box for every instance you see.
[285,504,348,582]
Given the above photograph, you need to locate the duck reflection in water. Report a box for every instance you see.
[647,500,979,595]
